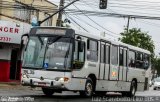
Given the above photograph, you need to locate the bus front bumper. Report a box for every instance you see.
[21,77,69,90]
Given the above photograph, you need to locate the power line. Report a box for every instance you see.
[65,13,89,32]
[138,20,160,28]
[65,9,160,20]
[111,0,160,4]
[70,14,100,31]
[109,8,160,17]
[68,4,119,35]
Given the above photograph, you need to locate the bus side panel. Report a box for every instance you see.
[99,63,105,79]
[96,80,130,92]
[72,61,99,80]
[137,82,145,91]
[104,64,109,80]
[65,78,86,91]
[119,66,123,80]
[127,68,145,82]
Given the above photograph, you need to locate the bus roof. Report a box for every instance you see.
[75,30,151,55]
[31,27,150,55]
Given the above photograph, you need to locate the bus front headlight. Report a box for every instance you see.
[22,74,29,78]
[55,77,69,82]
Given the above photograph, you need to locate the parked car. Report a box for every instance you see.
[153,78,160,90]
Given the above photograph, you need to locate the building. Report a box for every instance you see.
[0,0,58,82]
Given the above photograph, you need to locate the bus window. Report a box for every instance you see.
[136,52,143,69]
[143,54,150,69]
[87,39,98,62]
[119,48,123,66]
[23,37,47,68]
[106,45,110,64]
[45,37,73,69]
[129,50,136,67]
[111,45,118,65]
[124,50,127,67]
[73,40,85,69]
[100,44,105,63]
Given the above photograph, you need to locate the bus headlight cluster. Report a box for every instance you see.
[22,74,29,78]
[55,77,69,82]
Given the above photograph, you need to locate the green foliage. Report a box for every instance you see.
[153,58,160,75]
[119,28,155,54]
[119,28,160,74]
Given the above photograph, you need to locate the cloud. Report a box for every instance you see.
[104,22,123,34]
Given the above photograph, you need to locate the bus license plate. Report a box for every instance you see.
[38,82,46,86]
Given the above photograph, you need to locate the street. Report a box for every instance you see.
[0,86,160,102]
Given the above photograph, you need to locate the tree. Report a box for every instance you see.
[119,28,155,55]
[152,58,160,76]
[119,28,160,75]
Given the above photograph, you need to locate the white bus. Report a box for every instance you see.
[21,27,151,97]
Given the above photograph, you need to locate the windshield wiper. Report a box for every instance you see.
[47,36,62,45]
[38,36,44,45]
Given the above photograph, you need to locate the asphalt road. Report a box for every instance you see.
[0,86,160,102]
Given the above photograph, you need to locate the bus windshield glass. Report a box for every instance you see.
[22,36,73,70]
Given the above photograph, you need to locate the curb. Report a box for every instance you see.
[0,82,24,89]
[0,83,42,91]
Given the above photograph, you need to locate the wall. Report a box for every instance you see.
[0,0,2,19]
[0,44,11,81]
[0,0,57,26]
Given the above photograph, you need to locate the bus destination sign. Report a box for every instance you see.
[35,29,66,35]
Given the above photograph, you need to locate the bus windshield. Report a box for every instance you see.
[22,36,73,70]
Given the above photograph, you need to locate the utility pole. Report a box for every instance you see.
[126,16,130,33]
[39,0,79,26]
[56,0,65,26]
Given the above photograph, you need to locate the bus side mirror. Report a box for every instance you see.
[78,41,84,52]
[21,34,29,51]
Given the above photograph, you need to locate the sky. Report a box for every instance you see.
[48,0,160,56]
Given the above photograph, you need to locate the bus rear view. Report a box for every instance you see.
[21,27,76,96]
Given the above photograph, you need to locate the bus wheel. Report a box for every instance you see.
[80,78,93,97]
[42,88,54,96]
[128,80,137,97]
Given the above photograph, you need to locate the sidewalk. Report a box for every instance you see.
[0,82,32,90]
[0,82,41,91]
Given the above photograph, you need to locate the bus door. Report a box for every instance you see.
[104,43,110,80]
[119,47,128,81]
[109,45,119,80]
[119,47,123,81]
[99,42,105,79]
[123,48,128,81]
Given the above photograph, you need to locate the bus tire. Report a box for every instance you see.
[127,80,137,97]
[80,78,93,97]
[42,88,54,96]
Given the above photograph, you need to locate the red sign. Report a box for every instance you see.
[0,37,11,42]
[0,26,19,34]
[0,21,31,44]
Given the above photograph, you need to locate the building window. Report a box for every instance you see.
[111,45,118,65]
[87,39,98,62]
[44,13,52,26]
[129,50,136,67]
[14,2,30,22]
